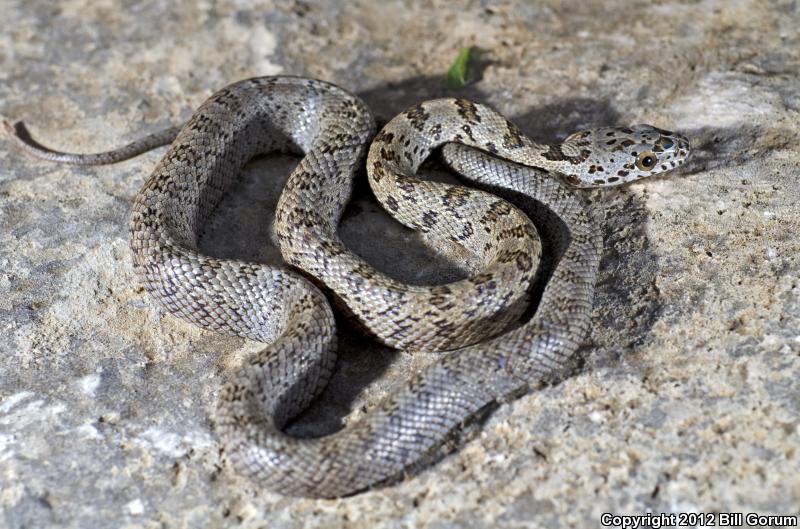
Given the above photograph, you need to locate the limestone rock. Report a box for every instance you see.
[1,1,798,527]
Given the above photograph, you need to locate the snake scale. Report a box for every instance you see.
[4,76,689,497]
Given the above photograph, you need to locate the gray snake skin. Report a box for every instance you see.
[3,76,690,497]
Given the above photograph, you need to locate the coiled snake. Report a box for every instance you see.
[4,76,690,497]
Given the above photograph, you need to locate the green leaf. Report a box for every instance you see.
[445,46,472,89]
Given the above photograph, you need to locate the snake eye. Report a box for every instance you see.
[636,151,657,171]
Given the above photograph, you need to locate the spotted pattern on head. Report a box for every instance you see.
[556,124,690,188]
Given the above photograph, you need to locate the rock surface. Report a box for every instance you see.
[1,0,798,527]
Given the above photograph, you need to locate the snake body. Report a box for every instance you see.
[4,76,689,497]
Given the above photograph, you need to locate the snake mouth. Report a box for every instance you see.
[674,135,692,162]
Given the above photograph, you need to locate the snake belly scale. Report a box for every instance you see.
[3,75,690,497]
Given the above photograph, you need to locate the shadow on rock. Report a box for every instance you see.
[580,189,663,370]
[679,124,795,176]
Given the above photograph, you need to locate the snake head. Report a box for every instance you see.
[557,125,690,188]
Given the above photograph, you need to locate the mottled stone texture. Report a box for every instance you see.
[1,0,798,527]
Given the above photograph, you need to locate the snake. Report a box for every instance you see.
[3,75,690,498]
